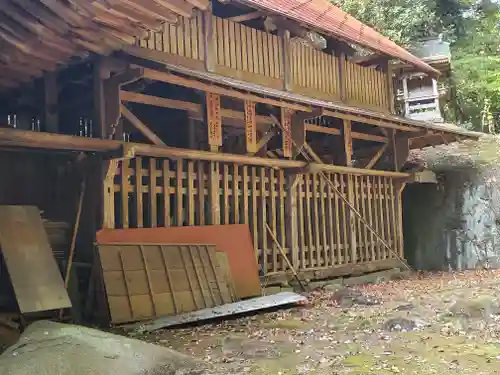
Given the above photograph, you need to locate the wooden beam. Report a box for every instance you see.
[144,0,193,18]
[120,104,166,146]
[120,90,273,125]
[0,127,410,178]
[185,0,210,10]
[121,90,200,111]
[254,127,277,154]
[352,131,387,143]
[350,54,389,67]
[0,128,121,152]
[139,66,311,112]
[364,143,388,169]
[305,124,340,135]
[323,109,419,132]
[305,124,387,143]
[227,11,263,22]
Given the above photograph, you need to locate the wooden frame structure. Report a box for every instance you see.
[0,0,481,293]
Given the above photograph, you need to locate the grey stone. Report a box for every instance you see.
[0,321,213,375]
[383,318,417,332]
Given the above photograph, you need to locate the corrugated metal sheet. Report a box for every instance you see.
[239,0,439,76]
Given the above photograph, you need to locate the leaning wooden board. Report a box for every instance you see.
[97,243,236,324]
[96,225,261,299]
[0,206,71,313]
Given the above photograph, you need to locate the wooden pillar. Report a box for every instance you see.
[343,119,357,263]
[93,58,107,139]
[281,107,293,158]
[291,115,306,158]
[209,161,220,224]
[339,53,346,102]
[395,181,407,259]
[104,77,121,140]
[432,77,440,115]
[402,77,409,116]
[286,174,300,269]
[206,93,222,152]
[281,29,291,91]
[389,130,410,172]
[187,118,197,149]
[384,61,395,114]
[343,119,353,166]
[43,71,58,133]
[203,10,215,72]
[244,100,257,153]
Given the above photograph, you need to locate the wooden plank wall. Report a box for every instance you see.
[104,156,403,276]
[290,40,340,100]
[343,59,389,111]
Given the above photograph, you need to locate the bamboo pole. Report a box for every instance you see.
[59,176,86,320]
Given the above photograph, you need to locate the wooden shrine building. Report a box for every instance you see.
[0,0,481,299]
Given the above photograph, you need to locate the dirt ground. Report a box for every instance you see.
[133,270,500,374]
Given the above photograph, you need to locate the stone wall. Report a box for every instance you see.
[404,166,500,270]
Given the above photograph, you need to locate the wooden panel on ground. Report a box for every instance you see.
[97,243,236,324]
[96,224,261,299]
[123,292,307,332]
[0,206,71,313]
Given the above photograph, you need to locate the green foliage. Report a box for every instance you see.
[451,1,500,132]
[330,0,438,47]
[332,0,500,132]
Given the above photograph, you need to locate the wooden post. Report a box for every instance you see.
[291,116,306,158]
[343,119,353,166]
[187,118,197,149]
[395,181,406,259]
[104,77,121,140]
[244,100,257,153]
[281,30,291,91]
[203,10,215,72]
[209,161,220,224]
[43,71,58,133]
[343,119,357,263]
[93,59,106,139]
[206,93,222,152]
[281,107,293,158]
[382,60,395,113]
[389,130,410,171]
[286,174,300,269]
[402,77,409,116]
[339,53,346,102]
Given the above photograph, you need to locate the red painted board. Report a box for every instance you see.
[96,224,261,299]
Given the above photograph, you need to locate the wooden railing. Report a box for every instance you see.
[212,16,284,89]
[343,59,389,111]
[136,13,392,113]
[290,40,341,101]
[104,154,403,276]
[138,12,205,68]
